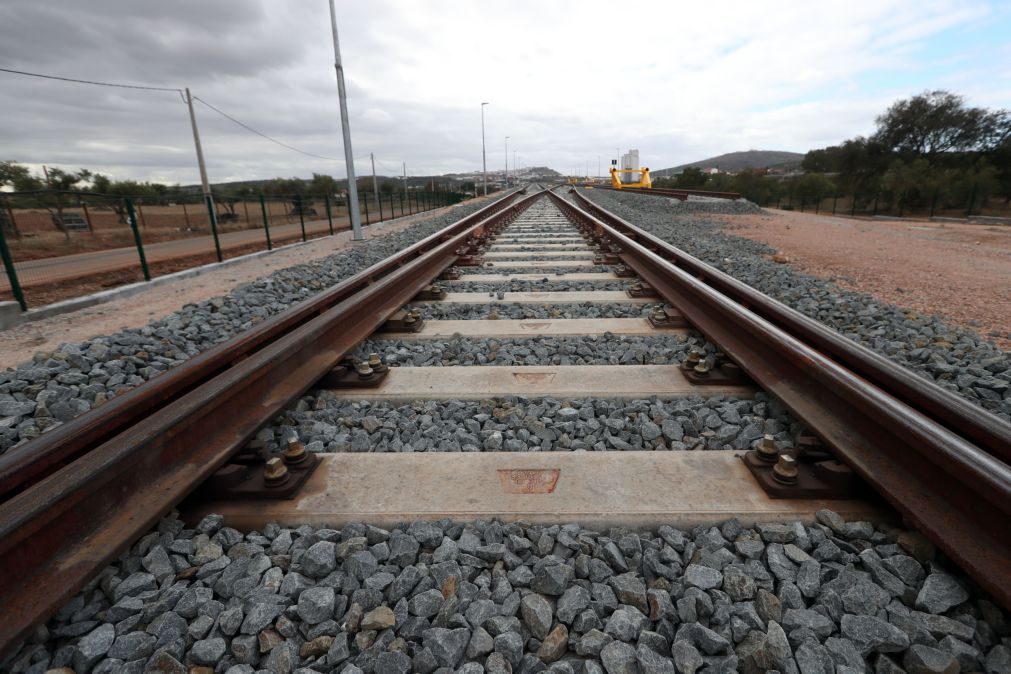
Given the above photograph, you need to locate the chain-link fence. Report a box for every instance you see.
[0,189,463,311]
[766,185,1011,220]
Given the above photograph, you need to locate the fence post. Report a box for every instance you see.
[204,195,223,262]
[871,193,879,216]
[400,192,405,217]
[363,191,370,225]
[929,186,939,218]
[124,198,151,281]
[0,218,27,312]
[136,202,148,229]
[242,200,251,224]
[296,195,307,241]
[259,194,272,250]
[800,197,805,212]
[325,195,334,235]
[851,194,857,217]
[814,196,820,214]
[831,190,838,215]
[181,201,190,229]
[966,181,977,218]
[377,192,384,222]
[81,201,94,233]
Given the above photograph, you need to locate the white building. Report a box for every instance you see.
[620,149,640,183]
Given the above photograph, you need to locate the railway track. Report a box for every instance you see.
[1,186,1009,670]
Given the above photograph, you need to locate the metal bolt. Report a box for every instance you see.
[403,312,417,325]
[693,362,710,377]
[685,351,701,367]
[757,434,779,462]
[356,362,374,379]
[650,305,667,322]
[283,438,307,465]
[368,352,388,373]
[264,457,289,486]
[772,454,799,485]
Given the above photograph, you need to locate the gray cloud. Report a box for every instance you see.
[0,0,1005,184]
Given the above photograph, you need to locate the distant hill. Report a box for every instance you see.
[653,150,805,177]
[521,166,561,177]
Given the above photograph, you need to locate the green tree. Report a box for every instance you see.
[308,173,339,197]
[674,167,708,189]
[0,160,42,191]
[873,90,1007,163]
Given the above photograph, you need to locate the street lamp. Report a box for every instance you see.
[505,136,510,188]
[481,102,489,196]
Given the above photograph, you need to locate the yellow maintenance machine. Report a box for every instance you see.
[610,166,651,189]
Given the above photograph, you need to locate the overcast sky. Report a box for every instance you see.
[1,0,1009,185]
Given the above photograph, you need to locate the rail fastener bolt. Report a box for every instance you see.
[356,362,374,380]
[368,352,388,374]
[692,362,710,378]
[757,434,780,463]
[772,454,799,485]
[283,439,308,466]
[264,457,290,487]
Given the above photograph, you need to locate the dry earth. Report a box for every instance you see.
[720,209,1011,348]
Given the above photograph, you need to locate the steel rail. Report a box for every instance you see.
[0,190,544,655]
[0,189,525,501]
[550,190,1011,607]
[569,189,1011,462]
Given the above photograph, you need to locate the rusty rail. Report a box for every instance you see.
[0,189,543,655]
[552,189,1011,607]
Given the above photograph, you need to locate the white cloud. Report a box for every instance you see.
[0,0,1004,183]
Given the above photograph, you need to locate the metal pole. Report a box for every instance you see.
[259,194,272,250]
[0,214,27,311]
[185,88,222,262]
[481,102,489,196]
[505,136,509,187]
[124,198,151,281]
[370,153,379,199]
[296,195,307,241]
[328,1,364,241]
[325,195,334,235]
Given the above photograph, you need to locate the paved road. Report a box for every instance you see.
[2,216,350,290]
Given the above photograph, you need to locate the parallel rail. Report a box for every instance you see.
[0,189,539,654]
[555,188,1011,605]
[2,185,1009,655]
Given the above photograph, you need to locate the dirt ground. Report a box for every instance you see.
[0,200,479,369]
[719,209,1011,349]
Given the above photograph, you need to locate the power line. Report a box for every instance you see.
[194,97,341,161]
[0,66,182,93]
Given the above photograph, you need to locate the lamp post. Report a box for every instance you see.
[505,136,510,188]
[481,102,489,196]
[327,0,363,240]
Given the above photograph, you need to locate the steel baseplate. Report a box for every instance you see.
[318,357,390,389]
[378,309,424,333]
[439,268,462,281]
[613,264,636,278]
[647,305,689,329]
[193,444,321,501]
[627,282,659,298]
[742,450,868,499]
[412,284,447,302]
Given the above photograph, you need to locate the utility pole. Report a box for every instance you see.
[185,87,222,261]
[328,0,363,240]
[370,153,379,196]
[481,102,489,196]
[402,162,407,193]
[505,136,510,188]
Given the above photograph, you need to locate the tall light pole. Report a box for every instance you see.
[481,102,489,196]
[328,0,363,240]
[184,87,222,262]
[504,136,510,188]
[513,150,517,180]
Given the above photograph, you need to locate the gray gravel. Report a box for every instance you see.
[0,200,496,455]
[445,281,631,293]
[413,303,653,320]
[6,509,1008,674]
[259,392,802,454]
[354,334,702,367]
[577,188,1011,421]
